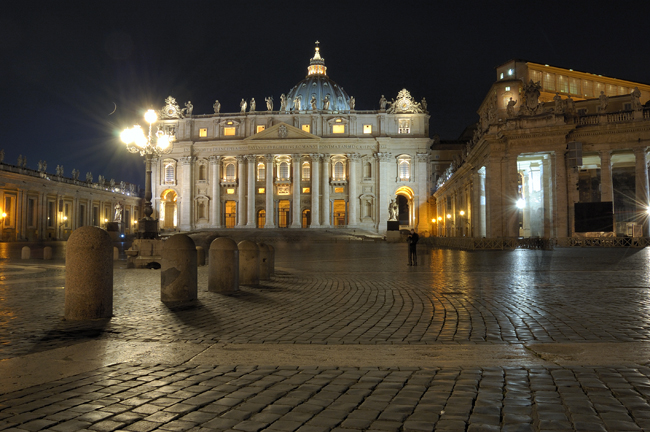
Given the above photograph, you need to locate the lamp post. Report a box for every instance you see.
[121,109,174,239]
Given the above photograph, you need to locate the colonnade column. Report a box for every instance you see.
[377,152,392,230]
[554,147,569,237]
[599,150,613,203]
[566,155,579,237]
[246,156,256,227]
[485,156,502,237]
[210,156,222,228]
[179,156,194,231]
[634,147,649,236]
[504,153,519,238]
[291,154,301,228]
[416,153,429,232]
[310,154,321,227]
[264,155,275,228]
[347,154,359,227]
[321,154,331,227]
[236,156,246,227]
[151,157,160,221]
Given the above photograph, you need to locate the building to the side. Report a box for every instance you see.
[433,60,650,240]
[152,44,433,234]
[0,161,141,241]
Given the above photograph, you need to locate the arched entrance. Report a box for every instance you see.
[302,209,311,228]
[278,200,290,228]
[395,186,415,228]
[333,200,346,226]
[224,201,237,228]
[257,209,266,228]
[160,190,177,230]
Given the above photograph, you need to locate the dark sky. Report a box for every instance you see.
[2,1,649,187]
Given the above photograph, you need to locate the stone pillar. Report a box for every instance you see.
[246,155,256,227]
[291,154,301,228]
[238,240,259,287]
[237,156,246,227]
[377,152,392,230]
[416,153,429,232]
[208,237,239,293]
[485,155,503,237]
[179,156,194,231]
[264,155,275,228]
[504,153,519,238]
[321,154,331,227]
[64,226,113,320]
[599,150,613,203]
[471,170,480,237]
[310,154,321,227]
[347,154,359,227]
[210,156,222,228]
[566,156,580,237]
[151,157,160,220]
[634,147,650,236]
[161,234,197,303]
[554,147,569,237]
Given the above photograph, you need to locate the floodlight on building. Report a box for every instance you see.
[446,214,451,219]
[438,216,442,221]
[459,210,465,216]
[516,198,526,209]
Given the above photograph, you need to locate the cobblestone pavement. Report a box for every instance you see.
[2,243,650,431]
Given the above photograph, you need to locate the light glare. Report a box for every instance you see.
[144,109,158,124]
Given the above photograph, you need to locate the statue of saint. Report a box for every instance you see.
[599,91,609,112]
[213,100,221,114]
[114,202,123,223]
[632,87,642,111]
[388,199,398,221]
[506,97,517,118]
[280,94,287,112]
[294,96,301,111]
[265,96,273,111]
[349,96,356,110]
[565,96,575,114]
[240,98,247,113]
[379,95,387,110]
[553,93,563,114]
[310,95,317,110]
[185,101,193,116]
[421,97,427,111]
[250,98,256,112]
[323,95,330,110]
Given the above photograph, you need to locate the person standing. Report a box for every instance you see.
[408,229,419,266]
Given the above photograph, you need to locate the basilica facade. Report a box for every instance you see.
[152,45,433,234]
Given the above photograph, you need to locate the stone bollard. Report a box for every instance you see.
[161,234,197,303]
[64,226,113,320]
[43,246,52,260]
[21,246,30,260]
[208,237,239,293]
[268,244,275,276]
[238,240,260,287]
[113,247,119,261]
[196,246,205,266]
[258,242,271,281]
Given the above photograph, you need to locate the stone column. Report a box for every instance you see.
[321,154,331,227]
[179,156,194,231]
[264,155,275,228]
[246,155,256,227]
[210,156,222,228]
[347,154,359,227]
[377,152,392,230]
[485,155,503,237]
[151,157,160,218]
[291,154,302,228]
[504,153,519,238]
[599,150,613,203]
[237,156,246,227]
[416,153,429,232]
[310,154,321,227]
[634,147,650,236]
[554,147,569,237]
[566,156,580,237]
[471,170,480,237]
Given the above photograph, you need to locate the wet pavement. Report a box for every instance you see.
[1,242,650,431]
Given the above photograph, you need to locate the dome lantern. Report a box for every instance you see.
[307,41,327,76]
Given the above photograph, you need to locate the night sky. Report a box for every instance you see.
[2,1,649,187]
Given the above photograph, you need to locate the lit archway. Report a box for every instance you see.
[395,186,415,227]
[160,189,177,230]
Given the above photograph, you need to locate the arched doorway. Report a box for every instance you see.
[302,209,311,228]
[257,209,266,228]
[395,186,415,228]
[278,200,290,228]
[333,200,346,226]
[225,201,237,228]
[160,190,177,230]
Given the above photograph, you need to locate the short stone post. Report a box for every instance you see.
[43,246,52,260]
[238,240,259,287]
[268,244,275,276]
[21,246,30,259]
[196,246,205,266]
[161,234,197,303]
[64,226,113,320]
[208,237,239,293]
[258,243,271,281]
[113,247,119,261]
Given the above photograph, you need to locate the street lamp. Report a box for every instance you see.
[121,109,174,239]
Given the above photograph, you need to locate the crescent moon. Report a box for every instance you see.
[108,102,117,116]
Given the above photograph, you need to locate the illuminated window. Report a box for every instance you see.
[227,188,235,194]
[332,124,345,134]
[302,187,310,193]
[500,72,504,79]
[301,124,310,133]
[363,124,372,134]
[595,82,605,96]
[529,69,542,84]
[256,125,265,133]
[279,162,289,180]
[302,162,310,180]
[558,75,568,93]
[508,68,513,76]
[224,127,236,136]
[569,78,579,94]
[258,188,265,194]
[398,119,410,134]
[165,163,175,184]
[618,86,627,95]
[199,128,207,137]
[257,162,265,181]
[399,160,410,180]
[606,84,617,96]
[225,163,236,181]
[583,80,593,97]
[334,161,344,180]
[334,187,344,193]
[543,73,555,91]
[505,86,510,92]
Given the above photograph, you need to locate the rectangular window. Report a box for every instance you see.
[529,69,542,84]
[258,188,265,194]
[334,187,344,193]
[227,188,235,195]
[583,80,593,97]
[624,103,632,111]
[92,206,99,226]
[543,73,555,91]
[398,119,410,134]
[569,78,579,94]
[302,187,310,194]
[48,201,55,228]
[558,75,568,93]
[606,84,617,96]
[256,125,265,133]
[199,128,208,137]
[27,198,35,227]
[363,125,372,134]
[618,86,627,95]
[224,127,236,136]
[301,124,310,133]
[595,82,605,96]
[505,86,510,91]
[79,204,85,227]
[4,196,13,227]
[332,124,345,134]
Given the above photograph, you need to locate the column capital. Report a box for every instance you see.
[245,155,256,163]
[236,155,246,163]
[417,153,430,162]
[375,152,392,162]
[263,154,274,163]
[347,153,361,161]
[179,156,195,165]
[209,155,222,164]
[291,154,302,163]
[309,153,323,162]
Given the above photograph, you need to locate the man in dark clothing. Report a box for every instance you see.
[407,229,419,266]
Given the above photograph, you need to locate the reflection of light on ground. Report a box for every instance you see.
[0,243,9,260]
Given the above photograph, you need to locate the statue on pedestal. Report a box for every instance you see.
[388,199,398,221]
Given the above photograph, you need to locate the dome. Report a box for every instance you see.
[285,42,350,112]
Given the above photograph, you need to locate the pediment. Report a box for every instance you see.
[245,122,319,141]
